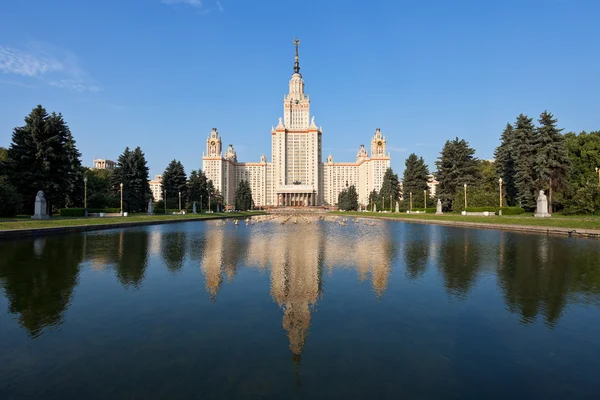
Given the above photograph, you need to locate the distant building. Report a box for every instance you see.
[93,158,116,170]
[427,174,439,198]
[149,175,163,201]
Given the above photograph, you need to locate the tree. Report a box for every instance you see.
[494,123,518,206]
[379,168,400,210]
[338,185,358,211]
[367,189,379,211]
[561,130,600,213]
[533,111,571,212]
[84,168,118,208]
[234,180,253,211]
[513,114,538,210]
[161,160,187,209]
[2,106,83,214]
[187,169,210,209]
[111,146,151,212]
[435,137,480,211]
[402,153,430,210]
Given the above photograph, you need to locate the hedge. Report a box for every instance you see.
[59,208,122,216]
[408,208,437,213]
[460,206,525,215]
[59,208,86,217]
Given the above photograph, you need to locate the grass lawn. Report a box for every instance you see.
[0,212,265,232]
[336,211,600,231]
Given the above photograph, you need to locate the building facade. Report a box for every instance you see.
[202,41,391,207]
[93,158,116,170]
[149,175,163,201]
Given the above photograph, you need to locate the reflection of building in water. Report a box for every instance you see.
[199,221,395,360]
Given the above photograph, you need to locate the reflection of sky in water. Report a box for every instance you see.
[1,217,600,399]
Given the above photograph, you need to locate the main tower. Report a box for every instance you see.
[271,39,323,206]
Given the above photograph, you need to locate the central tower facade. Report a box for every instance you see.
[202,40,390,208]
[271,39,322,206]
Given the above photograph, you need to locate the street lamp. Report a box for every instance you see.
[164,190,167,215]
[120,182,124,216]
[390,194,392,212]
[178,191,182,211]
[464,183,467,210]
[84,176,88,209]
[409,192,413,211]
[424,189,427,210]
[200,194,203,213]
[499,178,503,208]
[596,167,600,185]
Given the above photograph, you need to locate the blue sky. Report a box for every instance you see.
[1,0,599,178]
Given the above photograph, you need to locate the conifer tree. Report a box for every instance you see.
[533,111,571,212]
[112,147,151,212]
[187,170,210,208]
[402,153,430,209]
[379,168,400,209]
[337,185,359,211]
[494,123,518,206]
[3,106,83,214]
[435,137,480,211]
[161,160,187,209]
[513,114,538,210]
[234,180,254,211]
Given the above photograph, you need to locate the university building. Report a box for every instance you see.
[202,41,390,207]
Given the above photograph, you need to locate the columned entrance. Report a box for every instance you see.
[277,191,316,207]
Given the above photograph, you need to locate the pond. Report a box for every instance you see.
[1,217,600,399]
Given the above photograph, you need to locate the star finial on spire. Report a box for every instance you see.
[293,38,301,74]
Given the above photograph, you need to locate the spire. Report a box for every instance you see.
[293,38,301,74]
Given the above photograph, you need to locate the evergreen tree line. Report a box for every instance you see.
[160,159,223,211]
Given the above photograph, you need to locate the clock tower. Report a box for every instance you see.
[371,128,386,157]
[206,127,222,157]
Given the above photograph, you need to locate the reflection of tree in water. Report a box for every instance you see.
[437,230,481,299]
[0,235,84,337]
[404,237,429,280]
[498,234,600,327]
[114,230,150,288]
[161,231,188,272]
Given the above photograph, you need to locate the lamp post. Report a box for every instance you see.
[164,190,167,215]
[208,193,211,213]
[409,192,413,211]
[596,167,600,186]
[200,194,203,213]
[84,177,88,209]
[178,191,182,211]
[499,178,503,208]
[120,183,124,216]
[464,183,467,210]
[390,195,392,212]
[424,189,427,210]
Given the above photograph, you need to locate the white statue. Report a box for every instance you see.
[436,199,443,215]
[32,190,49,220]
[278,117,283,126]
[193,201,197,214]
[147,199,154,215]
[311,116,315,126]
[534,190,551,218]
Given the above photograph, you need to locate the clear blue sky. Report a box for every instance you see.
[1,0,599,178]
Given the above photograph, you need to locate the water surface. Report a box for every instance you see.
[1,217,599,399]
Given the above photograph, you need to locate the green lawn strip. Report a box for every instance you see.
[336,211,600,231]
[0,212,264,232]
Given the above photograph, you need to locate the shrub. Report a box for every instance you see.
[409,207,437,213]
[458,206,525,215]
[59,208,86,217]
[0,182,21,217]
[87,208,121,213]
